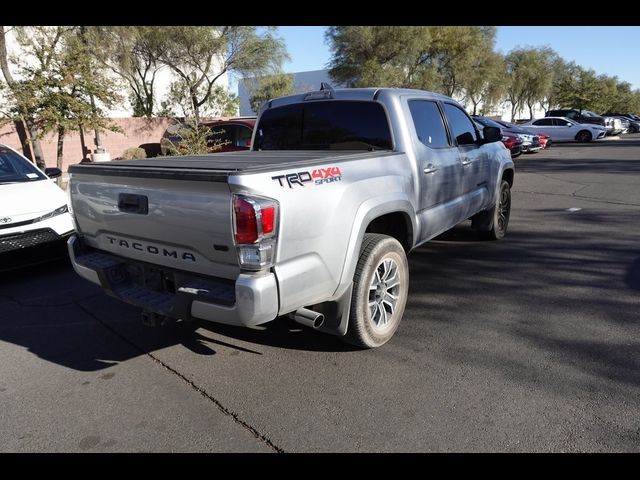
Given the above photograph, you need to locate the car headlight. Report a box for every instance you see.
[35,204,69,222]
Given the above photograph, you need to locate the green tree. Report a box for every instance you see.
[248,72,294,113]
[165,82,238,118]
[85,26,163,118]
[553,65,602,113]
[327,26,434,88]
[327,26,496,98]
[9,26,123,179]
[0,26,46,168]
[428,26,497,98]
[153,26,287,125]
[505,47,556,121]
[464,51,507,115]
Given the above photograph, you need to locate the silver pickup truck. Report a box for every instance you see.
[67,87,514,348]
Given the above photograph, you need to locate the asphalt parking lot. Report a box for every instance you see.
[1,135,639,452]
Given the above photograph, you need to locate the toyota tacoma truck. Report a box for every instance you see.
[67,87,514,348]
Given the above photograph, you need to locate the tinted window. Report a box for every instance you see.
[553,119,572,126]
[255,101,393,151]
[533,119,554,126]
[209,124,235,148]
[236,125,253,147]
[443,103,477,145]
[408,100,449,148]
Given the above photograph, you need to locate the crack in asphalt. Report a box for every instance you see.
[73,301,284,453]
[515,189,640,207]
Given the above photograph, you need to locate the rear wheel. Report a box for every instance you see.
[472,180,511,240]
[575,130,592,143]
[343,234,409,348]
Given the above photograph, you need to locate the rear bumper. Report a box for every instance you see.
[68,235,279,327]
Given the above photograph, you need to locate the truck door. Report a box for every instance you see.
[407,99,465,241]
[441,102,489,218]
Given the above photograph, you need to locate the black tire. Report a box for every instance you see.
[575,130,592,143]
[629,125,638,134]
[472,180,511,240]
[343,234,409,348]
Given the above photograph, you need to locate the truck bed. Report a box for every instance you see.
[68,150,397,181]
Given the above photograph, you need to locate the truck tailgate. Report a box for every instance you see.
[69,171,239,280]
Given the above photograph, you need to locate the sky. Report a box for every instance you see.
[231,26,640,93]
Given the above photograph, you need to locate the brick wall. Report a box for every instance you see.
[0,117,174,171]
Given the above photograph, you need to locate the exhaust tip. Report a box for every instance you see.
[313,314,325,329]
[292,308,325,329]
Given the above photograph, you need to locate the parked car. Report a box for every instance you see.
[611,116,638,134]
[500,131,524,158]
[160,117,256,156]
[473,115,541,153]
[489,120,552,149]
[0,144,74,263]
[521,117,607,142]
[546,109,606,127]
[67,87,514,348]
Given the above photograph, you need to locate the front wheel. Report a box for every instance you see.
[575,130,592,143]
[343,234,409,348]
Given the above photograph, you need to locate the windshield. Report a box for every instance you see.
[0,147,47,184]
[254,101,393,151]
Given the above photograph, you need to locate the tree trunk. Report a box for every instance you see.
[1,27,46,169]
[191,90,200,126]
[528,103,534,120]
[510,101,518,123]
[56,125,65,186]
[13,119,32,159]
[27,123,46,169]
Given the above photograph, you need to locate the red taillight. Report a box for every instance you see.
[261,206,275,235]
[234,197,258,244]
[233,195,278,245]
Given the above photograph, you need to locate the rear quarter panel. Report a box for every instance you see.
[229,152,417,315]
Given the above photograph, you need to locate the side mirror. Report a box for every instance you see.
[456,131,476,145]
[482,126,502,143]
[44,167,62,178]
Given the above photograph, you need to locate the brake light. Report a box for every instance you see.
[234,196,258,244]
[232,194,279,271]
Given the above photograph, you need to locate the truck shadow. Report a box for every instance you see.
[0,258,354,373]
[1,203,638,375]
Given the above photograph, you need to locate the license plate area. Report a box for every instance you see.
[125,263,176,294]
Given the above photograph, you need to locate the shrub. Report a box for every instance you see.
[121,147,147,160]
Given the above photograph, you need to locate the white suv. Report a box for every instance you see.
[0,144,74,258]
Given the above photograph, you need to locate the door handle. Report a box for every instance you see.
[461,158,472,166]
[423,165,438,174]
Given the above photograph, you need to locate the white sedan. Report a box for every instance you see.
[521,117,607,143]
[0,144,74,259]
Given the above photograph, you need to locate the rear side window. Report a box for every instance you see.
[442,103,477,145]
[533,119,554,126]
[255,101,393,151]
[408,100,449,148]
[209,124,235,148]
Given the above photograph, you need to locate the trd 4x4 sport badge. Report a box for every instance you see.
[272,167,342,188]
